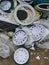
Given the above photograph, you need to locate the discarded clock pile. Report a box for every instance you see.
[0,0,41,25]
[13,23,49,64]
[0,0,49,25]
[0,0,49,65]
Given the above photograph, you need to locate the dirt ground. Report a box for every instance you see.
[0,47,49,65]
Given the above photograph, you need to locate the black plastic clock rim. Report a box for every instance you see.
[0,0,14,13]
[35,3,49,11]
[14,4,36,25]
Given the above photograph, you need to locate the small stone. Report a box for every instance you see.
[36,56,40,60]
[44,57,48,59]
[8,31,13,37]
[34,52,36,55]
[37,52,39,55]
[30,52,33,55]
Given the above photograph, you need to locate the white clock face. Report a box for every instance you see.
[14,48,29,64]
[29,24,45,41]
[0,1,11,11]
[13,30,27,45]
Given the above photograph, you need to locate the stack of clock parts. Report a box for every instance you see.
[13,23,49,64]
[13,27,30,64]
[13,23,49,46]
[0,2,39,26]
[0,1,49,65]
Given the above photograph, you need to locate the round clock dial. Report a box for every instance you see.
[0,1,11,11]
[13,30,27,45]
[14,48,29,64]
[29,24,45,41]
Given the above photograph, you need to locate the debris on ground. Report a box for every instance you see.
[36,56,40,60]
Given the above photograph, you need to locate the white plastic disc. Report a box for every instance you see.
[0,1,11,11]
[29,24,46,41]
[13,30,27,45]
[14,48,29,64]
[14,4,36,25]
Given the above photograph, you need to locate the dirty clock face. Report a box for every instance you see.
[13,30,27,45]
[29,24,45,41]
[14,48,29,64]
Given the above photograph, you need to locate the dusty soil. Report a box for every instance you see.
[0,47,49,65]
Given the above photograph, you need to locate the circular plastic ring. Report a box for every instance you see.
[35,3,49,11]
[14,4,36,25]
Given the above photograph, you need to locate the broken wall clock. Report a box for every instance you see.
[13,27,35,48]
[14,4,36,25]
[29,23,49,42]
[29,24,45,41]
[0,0,14,13]
[14,48,29,64]
[25,23,49,48]
[23,24,46,48]
[13,28,28,45]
